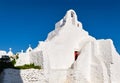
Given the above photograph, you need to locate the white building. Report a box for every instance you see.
[15,45,43,67]
[0,48,14,58]
[14,9,120,83]
[0,50,7,58]
[39,9,120,82]
[40,9,95,70]
[7,48,13,57]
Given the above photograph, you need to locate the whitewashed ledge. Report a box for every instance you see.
[1,68,48,83]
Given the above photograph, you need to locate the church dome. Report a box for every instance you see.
[26,45,33,53]
[7,48,13,56]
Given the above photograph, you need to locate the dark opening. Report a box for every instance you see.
[71,12,74,17]
[77,23,79,27]
[29,49,31,52]
[74,51,80,61]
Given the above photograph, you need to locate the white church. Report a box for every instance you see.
[4,9,120,83]
[0,48,13,58]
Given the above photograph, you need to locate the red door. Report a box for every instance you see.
[74,51,80,61]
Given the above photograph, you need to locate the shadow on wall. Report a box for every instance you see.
[0,61,23,83]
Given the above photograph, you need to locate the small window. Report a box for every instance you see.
[71,12,74,17]
[77,23,79,27]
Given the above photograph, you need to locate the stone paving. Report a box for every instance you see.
[2,68,48,83]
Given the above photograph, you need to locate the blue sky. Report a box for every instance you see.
[0,0,120,53]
